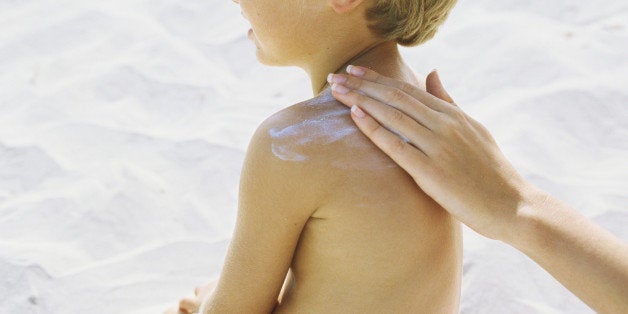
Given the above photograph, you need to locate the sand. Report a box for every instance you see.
[1,0,626,313]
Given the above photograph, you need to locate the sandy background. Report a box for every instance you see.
[1,0,626,313]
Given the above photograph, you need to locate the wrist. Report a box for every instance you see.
[501,184,553,252]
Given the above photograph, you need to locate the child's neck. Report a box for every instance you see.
[305,40,413,97]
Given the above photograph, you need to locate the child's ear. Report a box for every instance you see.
[330,0,367,14]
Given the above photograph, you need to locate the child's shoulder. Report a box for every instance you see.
[263,93,352,133]
[251,94,359,163]
[248,91,398,176]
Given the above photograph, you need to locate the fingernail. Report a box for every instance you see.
[328,74,347,84]
[351,105,366,118]
[431,68,440,79]
[434,70,442,83]
[346,65,365,77]
[331,82,349,94]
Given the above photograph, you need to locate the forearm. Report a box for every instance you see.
[507,186,628,313]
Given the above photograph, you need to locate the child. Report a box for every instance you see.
[171,0,460,312]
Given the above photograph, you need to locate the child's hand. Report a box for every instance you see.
[167,281,217,314]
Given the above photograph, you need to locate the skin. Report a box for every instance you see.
[165,0,462,313]
[327,66,628,313]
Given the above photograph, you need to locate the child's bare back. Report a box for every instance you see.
[171,0,461,312]
[262,87,462,313]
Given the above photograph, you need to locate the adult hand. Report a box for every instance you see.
[328,67,628,313]
[327,66,541,242]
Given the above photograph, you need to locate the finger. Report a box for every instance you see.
[426,70,456,105]
[333,86,438,154]
[337,69,450,114]
[329,73,441,129]
[331,82,439,133]
[350,105,431,178]
[179,298,200,313]
[343,65,454,114]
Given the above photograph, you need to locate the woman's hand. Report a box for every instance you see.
[327,66,628,313]
[164,281,216,314]
[327,67,541,241]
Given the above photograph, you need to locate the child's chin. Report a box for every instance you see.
[255,50,286,67]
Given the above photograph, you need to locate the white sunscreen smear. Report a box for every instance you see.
[268,103,397,170]
[269,107,356,162]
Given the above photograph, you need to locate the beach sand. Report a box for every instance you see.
[1,0,626,313]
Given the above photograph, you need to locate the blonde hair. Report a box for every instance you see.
[365,0,457,47]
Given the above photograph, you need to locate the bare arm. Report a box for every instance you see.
[193,119,318,313]
[512,188,628,314]
[328,65,628,313]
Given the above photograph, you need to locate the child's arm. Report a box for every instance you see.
[198,119,322,314]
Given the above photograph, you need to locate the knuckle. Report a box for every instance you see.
[343,76,355,88]
[399,81,414,95]
[364,119,383,136]
[388,137,407,153]
[373,72,384,83]
[447,119,460,133]
[389,108,405,123]
[451,107,466,121]
[351,76,364,90]
[386,88,406,103]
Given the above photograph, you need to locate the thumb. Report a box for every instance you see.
[426,70,456,105]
